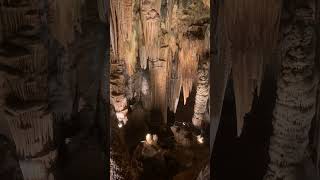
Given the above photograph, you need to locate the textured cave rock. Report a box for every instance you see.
[0,1,57,179]
[1,0,108,179]
[264,1,319,179]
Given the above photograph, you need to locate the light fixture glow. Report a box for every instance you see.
[118,122,123,128]
[197,135,204,144]
[146,133,153,145]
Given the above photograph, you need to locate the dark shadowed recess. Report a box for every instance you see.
[212,67,277,180]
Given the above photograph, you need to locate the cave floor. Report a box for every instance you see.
[124,102,209,180]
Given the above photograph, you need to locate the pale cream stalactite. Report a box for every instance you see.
[110,0,134,124]
[139,0,161,69]
[264,1,319,179]
[232,53,264,136]
[167,57,182,113]
[139,0,168,122]
[5,105,54,157]
[175,0,209,107]
[178,39,200,105]
[217,0,281,136]
[110,0,135,75]
[163,3,179,114]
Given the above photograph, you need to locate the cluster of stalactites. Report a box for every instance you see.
[0,6,39,34]
[217,0,282,136]
[167,0,210,113]
[110,0,136,75]
[48,0,83,48]
[19,150,56,180]
[5,105,54,157]
[232,54,264,136]
[179,39,205,105]
[139,0,161,69]
[109,0,210,125]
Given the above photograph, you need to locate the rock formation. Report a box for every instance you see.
[264,1,319,179]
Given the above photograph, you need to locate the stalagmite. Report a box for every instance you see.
[110,110,134,180]
[264,1,319,179]
[192,58,209,128]
[110,57,129,125]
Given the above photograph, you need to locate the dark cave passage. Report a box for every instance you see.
[213,68,277,180]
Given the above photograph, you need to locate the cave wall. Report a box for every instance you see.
[0,0,108,179]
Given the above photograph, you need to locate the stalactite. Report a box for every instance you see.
[168,57,182,113]
[8,75,47,101]
[196,163,210,180]
[167,0,209,115]
[232,54,264,136]
[4,105,54,157]
[139,0,161,69]
[264,1,319,179]
[48,0,83,48]
[110,0,135,74]
[217,0,282,136]
[0,6,36,34]
[178,39,200,105]
[19,160,47,180]
[192,58,209,128]
[0,39,47,74]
